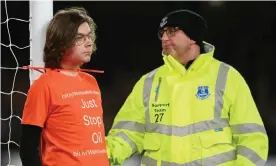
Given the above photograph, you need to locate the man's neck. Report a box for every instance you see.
[179,47,201,66]
[60,63,80,77]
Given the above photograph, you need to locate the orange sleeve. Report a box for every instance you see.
[22,77,51,128]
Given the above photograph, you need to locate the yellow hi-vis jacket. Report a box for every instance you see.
[106,42,269,166]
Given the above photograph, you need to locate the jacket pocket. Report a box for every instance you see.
[199,127,236,166]
[200,127,232,148]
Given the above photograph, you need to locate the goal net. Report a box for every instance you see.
[1,1,53,165]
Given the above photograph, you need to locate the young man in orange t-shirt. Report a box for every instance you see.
[20,7,110,166]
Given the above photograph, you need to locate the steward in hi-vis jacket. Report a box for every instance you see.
[106,9,269,166]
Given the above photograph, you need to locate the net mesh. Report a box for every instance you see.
[1,0,30,165]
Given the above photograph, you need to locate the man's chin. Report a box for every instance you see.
[162,50,170,56]
[83,57,91,63]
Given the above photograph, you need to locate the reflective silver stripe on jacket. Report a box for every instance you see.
[142,150,236,166]
[144,68,159,131]
[112,121,145,133]
[237,145,266,166]
[114,132,137,155]
[112,121,267,138]
[231,123,267,135]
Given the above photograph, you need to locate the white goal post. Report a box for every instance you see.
[29,0,53,85]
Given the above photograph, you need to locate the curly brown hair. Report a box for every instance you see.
[43,7,97,69]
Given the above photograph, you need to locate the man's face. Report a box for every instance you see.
[64,22,95,66]
[160,26,194,62]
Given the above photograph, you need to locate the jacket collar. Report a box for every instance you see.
[163,42,215,75]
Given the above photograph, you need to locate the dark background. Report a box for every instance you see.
[1,1,276,165]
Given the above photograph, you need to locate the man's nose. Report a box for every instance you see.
[161,32,169,41]
[85,37,92,47]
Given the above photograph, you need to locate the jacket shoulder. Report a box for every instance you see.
[139,66,162,82]
[216,61,249,94]
[218,61,244,80]
[129,67,162,93]
[212,59,241,76]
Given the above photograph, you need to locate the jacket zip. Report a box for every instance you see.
[155,77,162,102]
[185,60,196,75]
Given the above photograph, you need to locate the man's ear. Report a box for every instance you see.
[190,39,196,45]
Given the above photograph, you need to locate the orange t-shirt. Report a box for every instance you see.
[22,70,109,166]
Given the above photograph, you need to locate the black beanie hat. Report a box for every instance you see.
[158,9,207,48]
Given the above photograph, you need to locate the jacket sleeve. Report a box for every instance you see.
[106,76,146,165]
[229,70,269,166]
